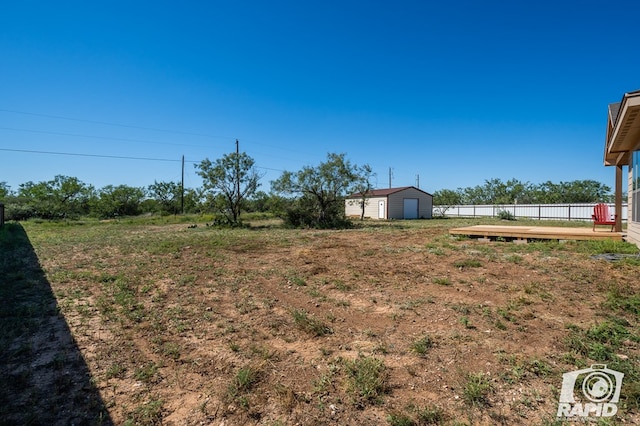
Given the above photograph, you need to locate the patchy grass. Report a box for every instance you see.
[291,309,332,337]
[1,216,638,424]
[453,258,483,268]
[411,335,435,357]
[462,372,493,407]
[343,356,389,407]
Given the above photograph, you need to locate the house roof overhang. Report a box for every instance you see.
[604,90,640,166]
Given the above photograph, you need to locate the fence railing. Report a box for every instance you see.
[433,203,628,222]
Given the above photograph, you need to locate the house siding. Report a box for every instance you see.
[628,166,640,247]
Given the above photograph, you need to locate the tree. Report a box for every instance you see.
[441,178,613,205]
[271,153,370,228]
[182,187,206,214]
[558,180,611,203]
[91,185,146,218]
[0,182,10,199]
[349,165,375,220]
[148,180,182,215]
[432,189,462,217]
[17,175,91,219]
[195,152,261,225]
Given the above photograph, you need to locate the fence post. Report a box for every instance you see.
[568,205,571,221]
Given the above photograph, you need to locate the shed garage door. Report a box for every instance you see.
[403,198,418,219]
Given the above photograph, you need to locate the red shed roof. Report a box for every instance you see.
[347,186,432,199]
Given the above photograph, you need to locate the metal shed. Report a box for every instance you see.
[345,186,433,220]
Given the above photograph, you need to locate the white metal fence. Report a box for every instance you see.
[434,203,627,222]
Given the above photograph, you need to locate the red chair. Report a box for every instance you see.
[592,203,617,231]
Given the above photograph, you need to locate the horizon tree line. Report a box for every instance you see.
[0,153,615,227]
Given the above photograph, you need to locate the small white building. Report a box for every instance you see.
[345,186,433,220]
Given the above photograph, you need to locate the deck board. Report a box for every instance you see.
[449,225,624,241]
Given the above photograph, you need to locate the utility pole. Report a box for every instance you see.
[388,167,392,189]
[416,174,420,188]
[181,155,185,214]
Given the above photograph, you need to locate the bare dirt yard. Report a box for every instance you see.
[1,217,639,425]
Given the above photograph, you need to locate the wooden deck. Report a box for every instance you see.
[449,225,624,241]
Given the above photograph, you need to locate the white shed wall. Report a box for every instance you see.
[345,196,387,219]
[388,188,433,219]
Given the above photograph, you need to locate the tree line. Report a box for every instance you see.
[1,153,614,227]
[0,152,373,228]
[432,178,615,211]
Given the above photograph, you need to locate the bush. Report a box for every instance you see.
[281,197,352,229]
[497,209,516,220]
[3,197,37,221]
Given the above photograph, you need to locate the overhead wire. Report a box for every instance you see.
[0,107,341,182]
[0,147,182,162]
[0,107,327,160]
[0,108,234,140]
[0,147,286,172]
[0,126,223,149]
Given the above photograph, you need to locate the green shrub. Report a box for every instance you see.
[497,209,516,221]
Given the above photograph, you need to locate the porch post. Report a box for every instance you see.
[615,164,623,232]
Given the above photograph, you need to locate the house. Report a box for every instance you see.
[345,186,433,220]
[604,89,640,246]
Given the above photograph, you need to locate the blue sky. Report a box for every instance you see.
[1,1,639,195]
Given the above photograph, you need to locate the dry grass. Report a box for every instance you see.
[1,216,640,425]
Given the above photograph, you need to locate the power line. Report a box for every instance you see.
[0,107,315,173]
[0,147,182,163]
[0,126,222,149]
[0,108,234,140]
[0,147,286,172]
[0,107,327,160]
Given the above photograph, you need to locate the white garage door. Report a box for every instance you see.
[403,198,418,219]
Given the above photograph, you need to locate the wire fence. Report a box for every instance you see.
[433,203,627,222]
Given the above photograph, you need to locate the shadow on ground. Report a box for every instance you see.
[0,223,112,425]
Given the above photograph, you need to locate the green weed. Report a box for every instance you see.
[343,356,389,407]
[292,309,332,337]
[603,286,640,316]
[454,259,482,268]
[226,365,261,404]
[411,335,434,357]
[432,277,451,286]
[126,398,163,425]
[134,362,159,383]
[333,280,353,291]
[415,404,446,424]
[386,412,415,426]
[462,372,493,407]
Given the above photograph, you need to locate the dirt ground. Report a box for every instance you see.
[3,219,640,425]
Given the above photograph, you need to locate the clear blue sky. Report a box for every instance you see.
[2,1,639,195]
